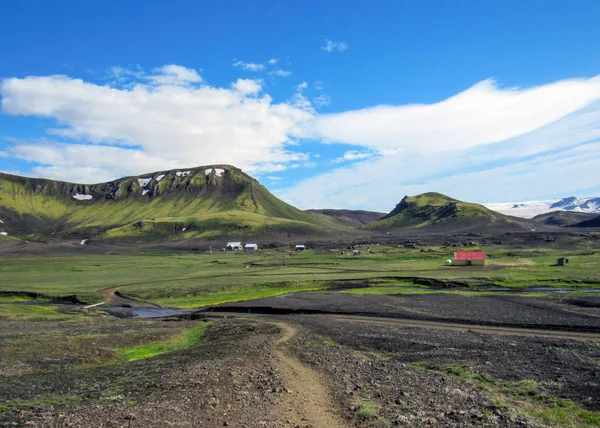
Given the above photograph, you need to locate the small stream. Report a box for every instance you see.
[0,301,193,318]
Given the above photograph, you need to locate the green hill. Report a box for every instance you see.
[366,192,528,231]
[305,209,386,227]
[532,211,597,227]
[0,165,346,242]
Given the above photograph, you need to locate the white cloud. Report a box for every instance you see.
[1,67,314,182]
[289,82,313,113]
[233,59,290,78]
[251,163,288,173]
[313,94,331,108]
[232,78,262,95]
[3,68,600,210]
[7,143,177,183]
[233,61,265,72]
[269,68,292,77]
[266,175,283,181]
[279,103,600,210]
[108,66,145,83]
[147,65,202,86]
[322,40,348,53]
[313,77,600,152]
[333,150,373,163]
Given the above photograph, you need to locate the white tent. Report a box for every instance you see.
[245,243,258,251]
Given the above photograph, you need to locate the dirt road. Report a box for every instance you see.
[328,314,600,341]
[98,286,162,309]
[269,321,348,427]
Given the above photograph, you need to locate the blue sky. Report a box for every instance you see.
[1,0,600,211]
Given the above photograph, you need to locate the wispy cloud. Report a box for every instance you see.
[106,65,145,85]
[333,150,373,163]
[322,39,348,53]
[278,76,600,209]
[278,138,600,211]
[290,82,313,112]
[233,61,265,72]
[148,64,202,86]
[269,68,292,77]
[106,65,202,87]
[233,59,291,78]
[313,77,600,151]
[313,94,331,108]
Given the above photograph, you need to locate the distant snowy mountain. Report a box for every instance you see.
[485,197,600,219]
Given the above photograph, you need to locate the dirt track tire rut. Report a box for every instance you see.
[268,321,348,427]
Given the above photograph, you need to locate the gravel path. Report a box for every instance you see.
[268,321,348,427]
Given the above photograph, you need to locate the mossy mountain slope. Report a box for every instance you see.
[366,192,528,231]
[305,209,386,227]
[0,165,344,241]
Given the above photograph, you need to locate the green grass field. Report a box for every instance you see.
[1,246,599,307]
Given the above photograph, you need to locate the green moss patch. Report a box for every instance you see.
[152,283,329,308]
[119,322,211,362]
[0,304,77,321]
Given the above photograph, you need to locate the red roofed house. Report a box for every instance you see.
[453,251,486,266]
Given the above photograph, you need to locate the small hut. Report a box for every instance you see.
[226,242,243,251]
[557,257,569,266]
[295,244,306,252]
[245,243,258,251]
[453,251,486,266]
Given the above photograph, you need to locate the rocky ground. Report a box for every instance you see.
[289,315,600,423]
[1,318,288,427]
[216,291,600,331]
[2,293,600,427]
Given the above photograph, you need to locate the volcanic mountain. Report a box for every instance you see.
[366,192,531,231]
[532,211,598,227]
[0,165,347,242]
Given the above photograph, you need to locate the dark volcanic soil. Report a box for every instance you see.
[3,292,600,427]
[215,291,600,331]
[290,315,600,414]
[1,319,288,427]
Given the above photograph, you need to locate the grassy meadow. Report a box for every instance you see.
[1,244,600,308]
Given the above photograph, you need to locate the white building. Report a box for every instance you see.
[245,243,258,251]
[226,241,243,251]
[295,244,306,251]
